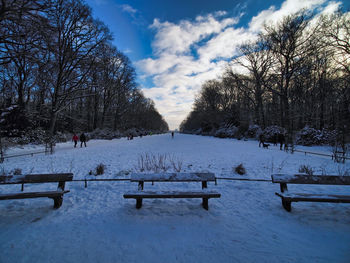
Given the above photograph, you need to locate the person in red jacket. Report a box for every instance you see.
[72,133,79,148]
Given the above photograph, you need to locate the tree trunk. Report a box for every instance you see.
[49,110,58,136]
[93,88,99,130]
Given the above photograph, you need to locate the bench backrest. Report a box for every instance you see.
[131,172,215,182]
[271,174,350,185]
[0,173,74,185]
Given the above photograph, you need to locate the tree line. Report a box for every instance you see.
[0,0,168,138]
[180,11,350,143]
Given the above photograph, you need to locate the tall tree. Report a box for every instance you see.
[264,12,316,133]
[232,37,272,127]
[40,0,111,135]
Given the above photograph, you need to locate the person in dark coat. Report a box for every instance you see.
[80,133,87,147]
[273,133,278,146]
[278,133,285,150]
[259,134,264,147]
[171,131,174,138]
[72,133,79,148]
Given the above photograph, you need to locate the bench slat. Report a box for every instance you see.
[276,192,350,203]
[271,174,350,185]
[130,173,216,182]
[0,173,73,184]
[124,190,221,199]
[0,190,69,200]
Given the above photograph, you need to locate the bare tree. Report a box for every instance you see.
[231,37,272,128]
[40,0,111,135]
[264,12,316,133]
[0,0,47,65]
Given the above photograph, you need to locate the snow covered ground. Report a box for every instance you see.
[1,134,349,263]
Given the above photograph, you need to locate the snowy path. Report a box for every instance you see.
[0,134,349,263]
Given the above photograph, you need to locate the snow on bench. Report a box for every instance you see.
[131,172,216,190]
[271,174,350,212]
[125,172,220,210]
[0,173,73,209]
[131,172,216,182]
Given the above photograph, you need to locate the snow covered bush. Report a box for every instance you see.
[214,125,239,138]
[4,129,68,145]
[88,129,116,140]
[87,128,165,140]
[0,105,32,137]
[295,126,337,146]
[124,128,139,138]
[87,129,123,140]
[262,126,286,142]
[194,128,202,135]
[246,125,262,138]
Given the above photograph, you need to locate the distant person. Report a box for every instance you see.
[72,133,78,148]
[171,131,174,138]
[278,133,285,150]
[80,133,87,147]
[258,134,264,147]
[273,133,278,146]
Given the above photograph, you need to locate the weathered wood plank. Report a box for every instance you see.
[271,174,350,185]
[124,190,221,199]
[0,173,73,184]
[275,192,350,203]
[130,172,216,182]
[0,190,69,200]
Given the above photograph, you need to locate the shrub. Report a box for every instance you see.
[246,125,262,138]
[262,126,286,142]
[298,164,314,176]
[295,126,337,146]
[87,128,122,140]
[95,163,105,175]
[235,163,246,175]
[169,155,183,172]
[136,153,183,173]
[11,168,22,175]
[214,125,239,138]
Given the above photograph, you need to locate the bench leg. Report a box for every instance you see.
[282,198,291,212]
[202,198,208,210]
[136,198,143,209]
[53,196,63,209]
[280,183,288,193]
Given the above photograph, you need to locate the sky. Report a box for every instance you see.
[86,0,349,130]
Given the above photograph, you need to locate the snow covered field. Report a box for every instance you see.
[1,134,349,263]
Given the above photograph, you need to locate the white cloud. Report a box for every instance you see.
[198,27,256,62]
[121,4,137,15]
[249,0,326,32]
[150,15,238,55]
[137,0,342,130]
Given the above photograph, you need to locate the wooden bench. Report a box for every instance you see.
[124,172,221,210]
[271,174,350,212]
[0,173,73,209]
